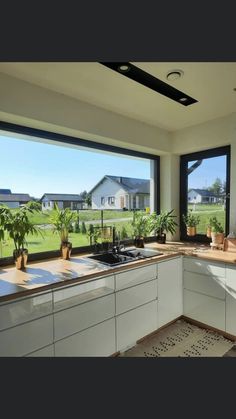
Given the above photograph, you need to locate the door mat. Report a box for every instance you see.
[120,320,236,357]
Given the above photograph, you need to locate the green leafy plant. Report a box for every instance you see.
[87,225,100,245]
[81,221,87,234]
[49,203,77,243]
[182,211,200,227]
[131,211,148,238]
[1,202,42,252]
[120,225,129,240]
[209,217,224,233]
[148,210,178,236]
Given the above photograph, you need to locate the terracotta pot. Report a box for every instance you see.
[206,227,212,238]
[13,249,28,270]
[60,241,72,260]
[187,226,196,236]
[211,232,224,245]
[134,236,145,248]
[156,233,166,244]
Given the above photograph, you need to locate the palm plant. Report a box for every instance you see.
[49,203,77,259]
[131,211,149,247]
[148,210,177,243]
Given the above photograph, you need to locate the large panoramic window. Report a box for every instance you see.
[180,146,230,241]
[0,125,160,262]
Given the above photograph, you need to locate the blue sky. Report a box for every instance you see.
[188,156,226,189]
[0,135,150,198]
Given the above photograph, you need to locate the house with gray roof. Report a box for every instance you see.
[188,189,220,204]
[0,193,31,208]
[40,193,84,211]
[89,175,150,210]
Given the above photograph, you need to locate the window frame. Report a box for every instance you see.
[0,121,161,266]
[180,145,231,242]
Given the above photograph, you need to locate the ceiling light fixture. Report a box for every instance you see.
[166,69,184,81]
[100,62,198,106]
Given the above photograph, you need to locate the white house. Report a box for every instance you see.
[89,175,150,210]
[0,193,31,208]
[188,189,219,204]
[40,193,84,211]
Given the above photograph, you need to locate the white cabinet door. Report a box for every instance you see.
[184,257,225,277]
[184,289,225,331]
[157,257,183,328]
[54,294,115,341]
[54,318,116,357]
[226,266,236,335]
[116,279,157,315]
[0,315,53,357]
[116,300,158,352]
[183,271,225,300]
[115,264,157,290]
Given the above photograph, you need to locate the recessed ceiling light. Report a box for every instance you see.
[179,97,188,103]
[166,69,184,81]
[118,64,130,72]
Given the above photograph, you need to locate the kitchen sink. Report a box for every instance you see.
[86,247,163,267]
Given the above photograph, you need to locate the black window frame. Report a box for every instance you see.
[180,145,231,242]
[0,121,160,266]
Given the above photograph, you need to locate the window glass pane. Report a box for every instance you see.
[0,133,157,259]
[187,155,227,234]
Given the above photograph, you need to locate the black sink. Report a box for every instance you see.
[86,247,163,267]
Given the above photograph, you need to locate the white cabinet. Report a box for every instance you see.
[54,293,115,341]
[0,315,53,357]
[116,279,157,315]
[226,265,236,335]
[115,264,157,290]
[116,300,158,351]
[184,289,225,330]
[157,257,183,328]
[184,257,225,278]
[54,318,116,357]
[183,271,225,300]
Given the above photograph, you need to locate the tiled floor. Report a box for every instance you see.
[120,319,236,357]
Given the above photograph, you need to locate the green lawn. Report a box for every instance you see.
[28,209,134,224]
[188,203,225,234]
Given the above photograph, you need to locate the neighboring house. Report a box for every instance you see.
[188,189,220,204]
[89,175,150,210]
[40,193,84,211]
[0,189,11,194]
[0,193,31,208]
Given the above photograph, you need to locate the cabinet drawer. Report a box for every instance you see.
[55,318,116,357]
[116,300,158,351]
[184,271,225,300]
[115,264,157,290]
[26,345,54,357]
[184,257,225,277]
[54,293,115,341]
[0,315,53,357]
[116,279,157,315]
[53,275,114,310]
[183,289,225,331]
[0,292,52,331]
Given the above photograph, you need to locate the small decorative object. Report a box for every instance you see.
[50,204,77,260]
[182,211,200,236]
[210,217,224,245]
[148,209,178,244]
[0,202,42,269]
[131,211,148,248]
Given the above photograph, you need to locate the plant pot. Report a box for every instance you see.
[206,227,212,238]
[134,236,145,248]
[13,249,28,270]
[60,241,72,260]
[211,232,224,245]
[187,226,196,236]
[156,233,166,244]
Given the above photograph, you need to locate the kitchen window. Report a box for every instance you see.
[180,145,230,241]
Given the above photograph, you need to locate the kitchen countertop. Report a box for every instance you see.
[1,241,236,303]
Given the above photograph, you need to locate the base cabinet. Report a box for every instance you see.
[157,258,183,327]
[54,318,116,357]
[226,266,236,335]
[116,300,158,352]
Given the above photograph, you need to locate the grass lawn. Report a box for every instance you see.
[188,204,225,234]
[28,209,134,224]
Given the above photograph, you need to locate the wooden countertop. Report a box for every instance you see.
[1,241,236,303]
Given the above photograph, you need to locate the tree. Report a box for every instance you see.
[208,177,223,196]
[79,190,88,200]
[85,194,92,207]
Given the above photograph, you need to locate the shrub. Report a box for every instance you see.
[81,221,87,234]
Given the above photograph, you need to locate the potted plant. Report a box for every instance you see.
[131,211,148,248]
[1,202,42,269]
[0,205,9,258]
[210,217,224,245]
[87,225,101,252]
[148,209,178,244]
[206,216,217,238]
[49,203,77,260]
[182,211,200,236]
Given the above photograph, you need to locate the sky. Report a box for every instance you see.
[0,135,150,198]
[188,155,226,189]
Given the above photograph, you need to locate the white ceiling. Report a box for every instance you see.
[0,62,236,131]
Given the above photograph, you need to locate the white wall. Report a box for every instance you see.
[0,201,19,208]
[188,190,202,204]
[91,178,127,209]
